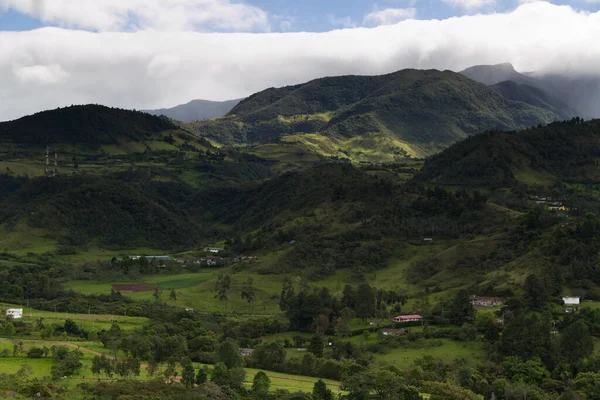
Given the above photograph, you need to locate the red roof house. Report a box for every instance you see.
[393,315,423,323]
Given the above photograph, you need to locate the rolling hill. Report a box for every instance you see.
[0,104,179,146]
[189,68,557,160]
[416,118,600,187]
[143,98,242,123]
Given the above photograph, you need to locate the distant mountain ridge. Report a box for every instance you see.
[460,63,589,119]
[490,81,577,121]
[191,68,557,159]
[144,99,242,122]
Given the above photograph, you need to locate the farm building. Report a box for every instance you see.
[470,295,503,307]
[393,315,423,323]
[562,296,580,306]
[203,247,224,253]
[240,348,254,357]
[381,328,409,336]
[6,308,23,319]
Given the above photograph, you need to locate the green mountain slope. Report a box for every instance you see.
[416,118,600,187]
[190,69,557,159]
[0,173,203,250]
[491,81,577,121]
[0,105,278,186]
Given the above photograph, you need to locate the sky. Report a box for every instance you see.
[1,0,600,120]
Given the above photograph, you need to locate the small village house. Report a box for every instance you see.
[6,308,23,319]
[470,295,503,307]
[203,247,224,253]
[240,348,253,357]
[393,314,423,323]
[562,296,580,306]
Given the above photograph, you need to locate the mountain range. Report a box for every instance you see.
[143,98,242,123]
[460,62,600,119]
[188,68,557,159]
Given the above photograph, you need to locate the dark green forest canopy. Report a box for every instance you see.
[0,104,177,145]
[416,118,600,187]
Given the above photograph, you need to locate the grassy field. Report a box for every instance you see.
[65,268,285,315]
[1,304,148,333]
[61,243,453,315]
[374,339,484,365]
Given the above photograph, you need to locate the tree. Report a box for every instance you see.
[252,371,271,398]
[163,357,177,383]
[153,287,162,301]
[250,342,286,370]
[241,277,256,314]
[211,362,230,387]
[279,277,295,311]
[561,319,594,363]
[215,273,232,310]
[180,357,195,388]
[502,356,550,385]
[523,274,549,309]
[4,322,16,338]
[308,334,325,358]
[91,355,103,378]
[40,326,53,340]
[342,285,357,309]
[315,313,330,335]
[219,338,243,368]
[344,366,417,400]
[196,367,208,385]
[169,288,177,301]
[449,289,475,325]
[356,283,376,321]
[312,379,334,400]
[27,347,44,358]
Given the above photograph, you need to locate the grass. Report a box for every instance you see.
[0,357,56,377]
[62,243,454,316]
[373,339,484,366]
[65,268,286,315]
[1,304,148,333]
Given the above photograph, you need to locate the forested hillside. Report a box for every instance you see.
[190,69,556,159]
[417,118,600,187]
[0,105,177,146]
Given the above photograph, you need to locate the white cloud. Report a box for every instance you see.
[443,0,495,9]
[363,7,417,26]
[0,0,270,32]
[12,64,68,84]
[1,2,600,120]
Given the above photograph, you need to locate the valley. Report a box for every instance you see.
[2,67,600,400]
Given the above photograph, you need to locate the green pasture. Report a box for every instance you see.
[373,339,485,366]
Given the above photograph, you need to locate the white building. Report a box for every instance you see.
[6,308,23,319]
[562,296,580,306]
[203,247,224,253]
